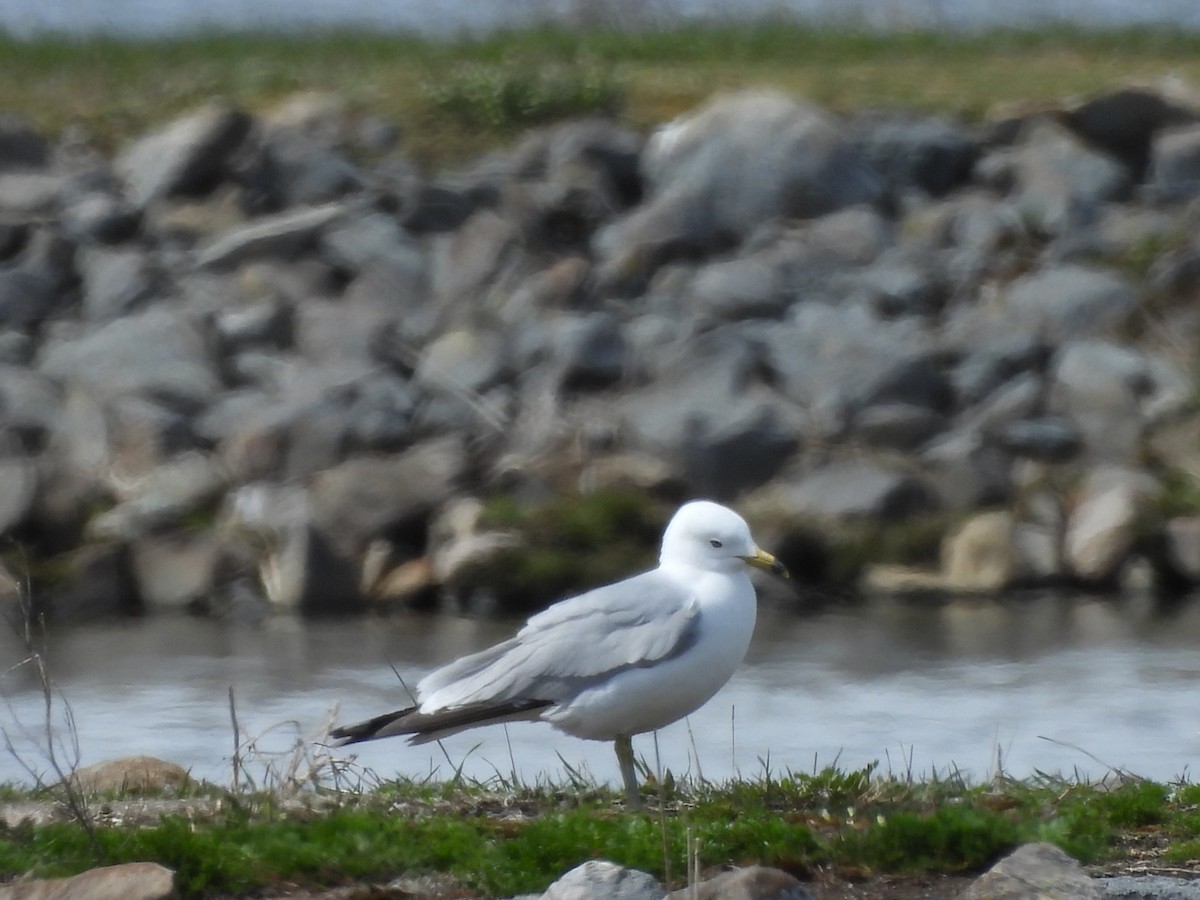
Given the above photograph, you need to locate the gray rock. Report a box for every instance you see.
[0,861,176,900]
[668,865,813,900]
[688,255,788,320]
[1099,873,1200,899]
[60,191,141,244]
[0,365,63,449]
[1004,265,1137,341]
[399,179,485,233]
[320,210,423,274]
[965,372,1044,434]
[921,427,1014,510]
[248,134,363,210]
[1048,341,1192,461]
[963,841,1100,899]
[37,307,221,408]
[0,331,33,365]
[764,304,940,437]
[77,246,160,320]
[853,403,947,451]
[554,311,628,391]
[308,436,468,557]
[87,452,228,541]
[1062,86,1198,178]
[541,859,665,900]
[995,416,1082,462]
[429,208,520,309]
[195,202,350,270]
[851,113,977,199]
[1149,123,1200,202]
[0,113,50,171]
[1163,517,1200,583]
[951,339,1050,407]
[106,395,198,472]
[594,90,881,289]
[1065,466,1159,583]
[416,328,510,395]
[779,462,937,522]
[213,297,292,352]
[979,118,1130,236]
[0,267,63,327]
[0,172,69,217]
[116,102,251,206]
[831,257,944,317]
[0,454,37,536]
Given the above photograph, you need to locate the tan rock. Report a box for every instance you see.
[69,756,189,796]
[0,862,176,900]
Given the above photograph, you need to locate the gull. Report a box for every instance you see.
[330,499,788,806]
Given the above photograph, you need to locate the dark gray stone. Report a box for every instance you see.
[0,454,36,536]
[0,113,50,171]
[688,255,788,320]
[37,307,221,409]
[1004,265,1137,341]
[308,436,468,557]
[117,102,252,206]
[779,462,937,522]
[77,246,160,320]
[554,311,628,391]
[61,191,141,244]
[0,267,62,327]
[1048,341,1192,461]
[1149,123,1200,202]
[978,118,1129,236]
[996,416,1082,462]
[851,113,977,198]
[41,542,141,621]
[1062,86,1198,178]
[853,403,947,450]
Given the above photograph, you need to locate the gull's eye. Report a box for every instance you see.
[709,539,723,548]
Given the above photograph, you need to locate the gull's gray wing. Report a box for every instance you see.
[416,568,700,710]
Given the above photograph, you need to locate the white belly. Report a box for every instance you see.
[544,572,757,740]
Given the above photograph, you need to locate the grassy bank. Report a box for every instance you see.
[2,764,1198,897]
[4,25,1200,166]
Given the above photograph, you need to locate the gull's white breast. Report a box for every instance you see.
[544,566,757,740]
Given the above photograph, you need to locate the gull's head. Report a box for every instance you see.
[659,500,788,577]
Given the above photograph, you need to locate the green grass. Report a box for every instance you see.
[1,766,1196,897]
[5,24,1200,167]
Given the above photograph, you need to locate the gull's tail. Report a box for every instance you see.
[330,699,553,746]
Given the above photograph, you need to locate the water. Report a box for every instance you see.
[2,0,1200,39]
[2,592,1198,790]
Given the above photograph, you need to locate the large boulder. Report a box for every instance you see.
[594,90,882,290]
[963,841,1100,900]
[0,862,177,900]
[116,102,251,206]
[37,307,222,409]
[1065,466,1159,583]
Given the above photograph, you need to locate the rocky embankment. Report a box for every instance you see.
[2,85,1200,621]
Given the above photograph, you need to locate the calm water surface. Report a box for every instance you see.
[1,593,1198,789]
